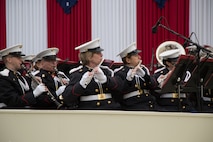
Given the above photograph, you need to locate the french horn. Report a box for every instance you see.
[156,41,186,66]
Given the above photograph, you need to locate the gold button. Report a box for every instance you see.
[108,101,111,104]
[96,102,100,106]
[144,83,146,86]
[145,94,148,97]
[135,84,138,88]
[137,95,140,98]
[208,104,211,107]
[171,99,174,102]
[182,106,186,109]
[149,101,152,104]
[42,74,45,77]
[139,90,143,94]
[180,99,183,102]
[150,105,153,108]
[106,88,108,91]
[95,89,99,92]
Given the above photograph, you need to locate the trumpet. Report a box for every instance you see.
[21,64,63,109]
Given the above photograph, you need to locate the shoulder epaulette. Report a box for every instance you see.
[154,66,166,74]
[140,65,150,75]
[31,70,40,76]
[100,65,114,77]
[113,66,124,73]
[0,69,9,76]
[69,65,83,74]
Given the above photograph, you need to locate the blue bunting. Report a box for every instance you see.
[154,0,167,9]
[57,0,78,14]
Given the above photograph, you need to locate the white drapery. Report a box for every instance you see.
[6,0,47,55]
[5,0,213,60]
[189,0,213,46]
[92,0,136,62]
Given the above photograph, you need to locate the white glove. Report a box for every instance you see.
[157,74,168,88]
[94,67,107,84]
[33,83,47,98]
[136,67,145,77]
[80,72,93,88]
[126,69,135,81]
[57,71,66,76]
[57,71,70,82]
[55,85,66,96]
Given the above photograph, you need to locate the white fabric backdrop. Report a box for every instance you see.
[6,0,47,56]
[189,0,213,46]
[5,0,213,60]
[92,0,136,61]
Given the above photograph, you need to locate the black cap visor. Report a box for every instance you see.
[8,52,25,57]
[43,55,57,61]
[127,49,141,57]
[87,47,104,53]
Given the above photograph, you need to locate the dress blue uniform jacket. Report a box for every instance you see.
[62,65,121,110]
[0,68,36,108]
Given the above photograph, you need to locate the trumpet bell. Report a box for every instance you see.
[156,41,186,66]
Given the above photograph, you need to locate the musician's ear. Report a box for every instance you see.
[126,57,131,64]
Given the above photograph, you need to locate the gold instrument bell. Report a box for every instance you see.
[156,41,186,66]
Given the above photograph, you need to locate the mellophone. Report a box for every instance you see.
[21,64,63,109]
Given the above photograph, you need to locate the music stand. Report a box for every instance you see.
[201,58,213,88]
[200,58,213,89]
[186,58,213,88]
[205,73,213,89]
[160,55,196,93]
[183,57,213,111]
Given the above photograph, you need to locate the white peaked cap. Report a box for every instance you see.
[75,38,103,53]
[22,55,35,61]
[32,56,42,63]
[0,44,24,57]
[117,42,141,58]
[35,47,59,60]
[159,49,180,60]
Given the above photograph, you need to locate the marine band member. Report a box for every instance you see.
[32,48,66,109]
[114,42,159,111]
[0,45,47,108]
[62,38,121,110]
[153,49,195,112]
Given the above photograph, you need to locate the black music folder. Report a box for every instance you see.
[160,55,196,93]
[205,73,213,89]
[200,58,213,89]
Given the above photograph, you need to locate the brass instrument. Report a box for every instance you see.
[21,64,63,109]
[156,41,186,66]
